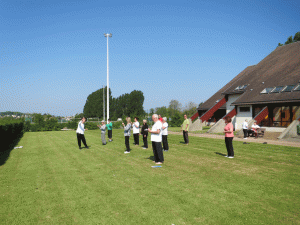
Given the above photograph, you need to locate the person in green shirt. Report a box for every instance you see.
[181,114,190,145]
[106,118,113,142]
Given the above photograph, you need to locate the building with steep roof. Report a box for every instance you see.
[196,42,300,131]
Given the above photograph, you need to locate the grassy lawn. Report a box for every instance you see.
[1,129,299,224]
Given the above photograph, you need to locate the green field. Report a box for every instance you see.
[1,129,299,224]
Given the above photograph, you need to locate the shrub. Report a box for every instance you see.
[112,121,123,129]
[0,118,24,152]
[84,122,98,130]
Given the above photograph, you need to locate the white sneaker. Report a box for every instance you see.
[124,151,130,154]
[142,147,147,149]
[244,138,247,139]
[228,156,234,158]
[224,155,228,157]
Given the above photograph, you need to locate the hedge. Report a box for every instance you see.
[0,118,25,152]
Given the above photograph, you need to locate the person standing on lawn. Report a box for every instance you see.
[132,117,140,145]
[161,117,169,152]
[97,120,106,145]
[141,119,148,149]
[224,116,234,158]
[76,117,89,150]
[122,117,132,154]
[148,114,164,164]
[181,114,190,145]
[106,118,113,142]
[242,119,248,139]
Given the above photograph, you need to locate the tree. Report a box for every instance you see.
[83,87,112,118]
[168,99,182,117]
[127,90,145,117]
[294,32,300,42]
[285,36,293,45]
[277,32,300,47]
[182,102,198,117]
[169,112,184,127]
[155,106,169,118]
[83,88,145,121]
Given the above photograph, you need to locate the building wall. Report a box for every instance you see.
[235,105,253,130]
[226,94,242,129]
[226,94,242,113]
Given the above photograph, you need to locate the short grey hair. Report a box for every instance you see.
[163,117,167,121]
[153,114,158,119]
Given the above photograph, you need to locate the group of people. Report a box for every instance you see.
[242,119,261,139]
[75,114,237,162]
[75,117,113,149]
[122,114,169,164]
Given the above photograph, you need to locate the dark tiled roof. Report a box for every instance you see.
[198,66,256,111]
[231,42,300,105]
[198,41,300,110]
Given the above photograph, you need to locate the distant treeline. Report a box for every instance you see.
[0,111,25,117]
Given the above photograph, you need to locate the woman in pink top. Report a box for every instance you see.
[224,117,234,158]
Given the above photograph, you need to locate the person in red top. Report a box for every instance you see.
[158,114,163,122]
[223,117,234,158]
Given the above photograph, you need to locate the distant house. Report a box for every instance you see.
[197,42,300,130]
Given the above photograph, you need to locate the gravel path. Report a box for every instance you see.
[169,131,300,148]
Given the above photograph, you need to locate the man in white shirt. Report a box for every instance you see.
[162,117,169,151]
[132,117,140,145]
[148,114,164,164]
[76,117,89,150]
[242,119,248,139]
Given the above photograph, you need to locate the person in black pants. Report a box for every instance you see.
[140,119,148,149]
[132,117,140,145]
[161,117,169,151]
[122,117,132,154]
[224,117,234,158]
[148,114,164,164]
[76,117,89,150]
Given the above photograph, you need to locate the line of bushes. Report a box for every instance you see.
[0,118,25,152]
[26,120,124,132]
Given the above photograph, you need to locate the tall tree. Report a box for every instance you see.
[168,99,182,117]
[83,88,145,120]
[83,87,112,118]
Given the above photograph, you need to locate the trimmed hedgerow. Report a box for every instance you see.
[0,118,25,152]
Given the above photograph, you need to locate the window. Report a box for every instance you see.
[240,107,250,112]
[271,86,284,93]
[240,85,248,90]
[235,85,248,91]
[260,87,274,94]
[294,84,300,91]
[282,85,295,92]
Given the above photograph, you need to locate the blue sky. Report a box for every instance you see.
[1,0,299,116]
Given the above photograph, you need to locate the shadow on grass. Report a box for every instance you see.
[0,133,24,166]
[215,152,227,157]
[145,156,155,161]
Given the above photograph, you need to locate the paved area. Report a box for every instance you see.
[169,131,300,148]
